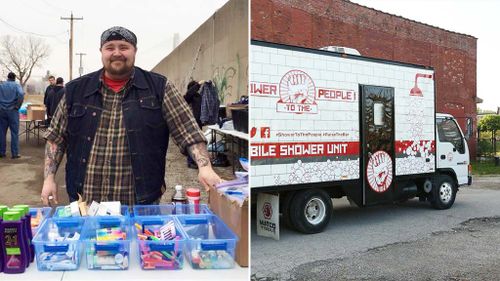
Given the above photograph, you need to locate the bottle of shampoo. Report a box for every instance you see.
[13,205,34,263]
[8,207,30,267]
[0,211,27,274]
[0,205,8,273]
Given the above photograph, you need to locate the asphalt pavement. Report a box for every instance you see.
[250,181,500,280]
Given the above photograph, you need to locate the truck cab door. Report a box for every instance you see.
[361,85,395,206]
[436,117,470,185]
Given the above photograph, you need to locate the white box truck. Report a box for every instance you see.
[250,40,472,234]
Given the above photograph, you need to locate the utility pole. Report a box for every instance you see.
[75,53,86,77]
[61,12,83,81]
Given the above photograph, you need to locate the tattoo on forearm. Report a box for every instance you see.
[187,143,210,168]
[44,141,66,178]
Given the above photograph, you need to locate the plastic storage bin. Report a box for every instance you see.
[53,205,130,219]
[81,216,131,270]
[177,215,238,269]
[32,218,85,271]
[231,108,248,133]
[133,216,186,270]
[30,207,52,236]
[133,204,212,217]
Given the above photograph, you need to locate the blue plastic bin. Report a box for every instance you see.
[177,215,238,269]
[133,204,213,217]
[81,216,131,270]
[133,204,212,217]
[32,218,85,271]
[53,205,130,219]
[133,216,186,270]
[29,207,53,236]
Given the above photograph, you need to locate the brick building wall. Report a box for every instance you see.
[251,0,478,158]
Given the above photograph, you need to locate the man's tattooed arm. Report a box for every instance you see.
[187,142,222,190]
[187,142,211,168]
[44,141,66,178]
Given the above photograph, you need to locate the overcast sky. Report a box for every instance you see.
[0,0,228,82]
[352,0,499,111]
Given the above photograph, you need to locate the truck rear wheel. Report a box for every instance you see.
[289,189,332,234]
[430,175,457,209]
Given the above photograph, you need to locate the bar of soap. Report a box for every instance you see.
[100,201,121,215]
[87,201,100,216]
[70,201,81,217]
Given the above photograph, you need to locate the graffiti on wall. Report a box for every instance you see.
[212,53,243,104]
[212,65,236,104]
[172,53,243,104]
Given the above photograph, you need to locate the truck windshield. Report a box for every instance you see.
[437,118,465,154]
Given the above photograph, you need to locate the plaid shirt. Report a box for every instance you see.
[45,74,206,205]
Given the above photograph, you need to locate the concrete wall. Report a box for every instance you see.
[152,0,248,105]
[251,0,478,158]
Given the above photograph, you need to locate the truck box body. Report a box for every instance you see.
[250,40,437,205]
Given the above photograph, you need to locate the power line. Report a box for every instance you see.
[41,0,71,13]
[18,0,61,19]
[0,17,67,43]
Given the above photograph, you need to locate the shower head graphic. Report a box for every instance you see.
[410,73,433,97]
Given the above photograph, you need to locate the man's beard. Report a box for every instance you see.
[106,58,134,76]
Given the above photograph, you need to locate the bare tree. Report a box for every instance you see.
[0,35,50,88]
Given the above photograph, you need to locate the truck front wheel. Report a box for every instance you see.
[430,175,457,209]
[289,189,332,234]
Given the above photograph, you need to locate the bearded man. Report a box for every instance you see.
[41,26,221,206]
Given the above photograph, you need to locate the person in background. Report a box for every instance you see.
[184,80,202,169]
[0,72,24,159]
[45,77,65,125]
[43,75,56,110]
[41,26,222,206]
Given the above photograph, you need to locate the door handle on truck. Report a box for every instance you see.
[440,155,446,160]
[426,158,431,162]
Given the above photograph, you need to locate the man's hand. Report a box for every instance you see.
[187,142,223,191]
[42,140,65,205]
[198,166,222,192]
[41,175,58,205]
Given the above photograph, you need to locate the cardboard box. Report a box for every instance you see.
[225,104,247,118]
[27,103,44,109]
[27,104,46,121]
[209,187,248,267]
